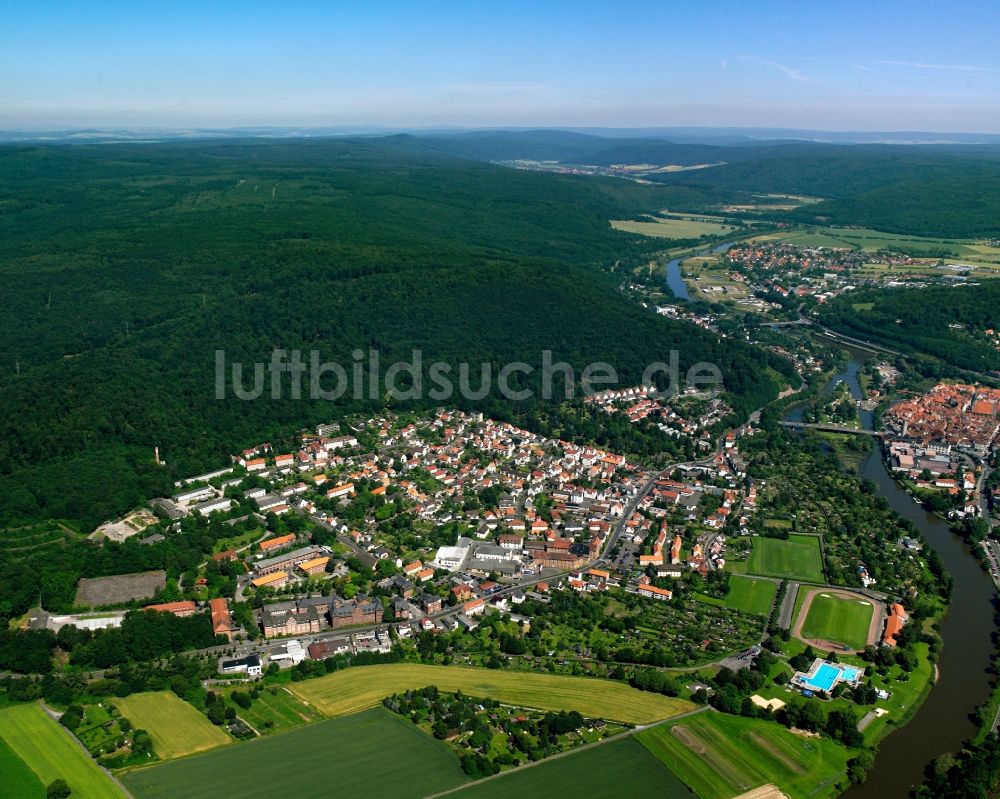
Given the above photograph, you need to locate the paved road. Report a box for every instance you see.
[811,323,904,357]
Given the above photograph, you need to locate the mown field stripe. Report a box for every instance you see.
[0,736,45,799]
[112,691,232,759]
[288,663,694,724]
[122,708,468,799]
[0,703,124,799]
[440,735,696,799]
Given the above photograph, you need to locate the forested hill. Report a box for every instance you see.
[651,144,1000,238]
[407,131,1000,239]
[0,139,794,529]
[819,282,1000,375]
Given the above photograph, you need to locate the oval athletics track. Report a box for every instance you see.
[790,586,885,654]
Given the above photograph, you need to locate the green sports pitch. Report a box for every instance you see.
[694,575,778,616]
[747,535,824,582]
[800,591,875,651]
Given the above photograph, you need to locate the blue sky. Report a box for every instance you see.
[3,0,999,131]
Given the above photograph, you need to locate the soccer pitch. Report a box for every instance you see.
[694,575,778,616]
[800,592,876,651]
[747,535,824,582]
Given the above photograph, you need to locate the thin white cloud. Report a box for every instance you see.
[733,56,812,82]
[875,60,998,73]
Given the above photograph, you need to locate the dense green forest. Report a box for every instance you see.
[402,131,1000,239]
[819,282,1000,375]
[651,144,1000,238]
[0,139,795,531]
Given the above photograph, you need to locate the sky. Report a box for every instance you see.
[3,0,1000,132]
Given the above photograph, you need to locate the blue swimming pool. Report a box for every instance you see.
[801,663,841,692]
[799,662,860,692]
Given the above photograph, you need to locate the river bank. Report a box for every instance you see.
[665,241,740,300]
[784,350,997,798]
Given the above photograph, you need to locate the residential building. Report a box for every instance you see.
[637,584,673,601]
[144,600,197,618]
[210,597,236,640]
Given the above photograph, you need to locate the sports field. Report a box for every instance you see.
[0,703,124,799]
[112,691,231,759]
[289,663,693,723]
[747,535,824,582]
[694,575,777,616]
[800,592,876,651]
[637,711,849,799]
[451,735,695,799]
[122,709,468,799]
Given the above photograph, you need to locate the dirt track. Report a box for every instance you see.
[671,724,707,754]
[791,586,884,654]
[733,785,790,799]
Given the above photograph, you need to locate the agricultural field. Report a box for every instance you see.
[747,535,824,582]
[289,663,693,724]
[218,684,323,735]
[637,710,849,799]
[112,692,231,759]
[122,709,468,799]
[798,591,877,651]
[612,214,738,240]
[450,735,695,799]
[721,194,823,212]
[0,703,124,799]
[0,737,45,799]
[694,575,778,616]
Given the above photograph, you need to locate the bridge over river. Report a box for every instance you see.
[778,420,883,437]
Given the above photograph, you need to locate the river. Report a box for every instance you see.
[665,241,738,300]
[783,351,996,797]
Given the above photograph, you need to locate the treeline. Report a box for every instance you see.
[0,140,794,532]
[0,609,223,673]
[915,735,1000,798]
[0,513,239,622]
[1,654,216,707]
[65,610,224,669]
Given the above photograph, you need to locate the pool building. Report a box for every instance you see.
[792,659,863,695]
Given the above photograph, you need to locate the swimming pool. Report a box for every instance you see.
[801,663,841,692]
[799,662,861,692]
